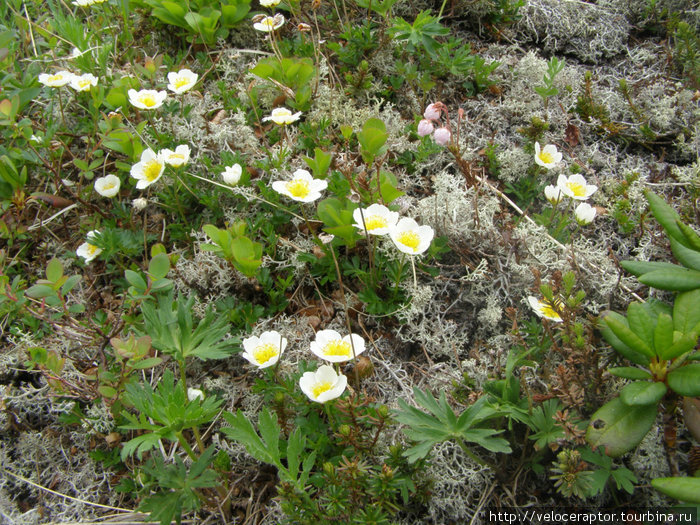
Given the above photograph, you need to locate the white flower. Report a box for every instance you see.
[94,174,121,198]
[127,88,168,110]
[132,197,148,210]
[160,145,191,167]
[417,119,434,137]
[259,0,281,6]
[299,365,347,403]
[352,203,399,236]
[544,184,563,205]
[241,330,287,369]
[77,230,102,263]
[130,149,165,189]
[557,174,597,201]
[271,169,327,203]
[38,71,74,88]
[253,14,285,32]
[389,217,434,255]
[69,73,98,92]
[167,69,198,94]
[187,388,204,401]
[423,103,440,120]
[534,142,562,169]
[574,202,596,225]
[262,107,302,125]
[433,127,451,146]
[527,296,563,322]
[222,164,242,186]
[310,329,365,363]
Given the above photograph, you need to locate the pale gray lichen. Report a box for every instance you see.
[516,0,631,63]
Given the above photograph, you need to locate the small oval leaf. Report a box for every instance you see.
[619,381,667,406]
[667,364,700,397]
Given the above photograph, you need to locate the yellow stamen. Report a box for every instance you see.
[287,179,310,198]
[139,94,156,107]
[567,182,586,197]
[539,300,561,320]
[253,343,278,365]
[323,340,351,357]
[49,74,63,83]
[103,182,115,190]
[174,78,191,89]
[397,231,420,252]
[143,160,163,181]
[365,215,388,231]
[86,244,98,256]
[538,151,554,164]
[311,381,333,398]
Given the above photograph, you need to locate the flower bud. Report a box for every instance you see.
[433,127,451,146]
[339,424,351,437]
[423,103,440,120]
[132,197,148,211]
[417,119,434,137]
[574,202,596,225]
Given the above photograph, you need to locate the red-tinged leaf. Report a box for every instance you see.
[564,122,580,147]
[29,192,74,208]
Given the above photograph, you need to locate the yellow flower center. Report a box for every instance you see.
[539,300,561,320]
[538,151,554,164]
[174,77,191,89]
[78,79,92,89]
[103,182,116,190]
[143,160,163,182]
[262,18,276,29]
[253,343,278,365]
[139,94,157,107]
[49,74,63,83]
[323,340,351,357]
[311,381,333,398]
[287,179,310,198]
[365,215,387,231]
[567,182,586,197]
[397,231,420,252]
[86,244,98,256]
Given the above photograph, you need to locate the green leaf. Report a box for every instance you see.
[599,311,650,365]
[221,408,282,468]
[148,253,170,281]
[603,311,654,358]
[98,385,118,398]
[586,397,657,457]
[61,274,81,295]
[671,237,700,271]
[608,367,652,380]
[667,364,700,397]
[653,313,674,356]
[125,270,147,291]
[303,148,332,178]
[620,260,682,277]
[357,118,387,164]
[619,381,666,406]
[130,357,163,369]
[660,333,698,360]
[677,219,700,251]
[627,303,656,351]
[673,289,700,335]
[639,267,700,291]
[651,477,700,503]
[645,190,687,246]
[26,284,56,299]
[46,258,63,282]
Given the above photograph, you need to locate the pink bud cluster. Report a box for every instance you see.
[417,102,451,146]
